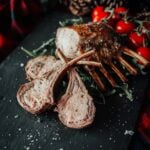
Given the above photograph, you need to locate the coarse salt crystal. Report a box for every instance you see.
[124,130,134,136]
[20,63,24,67]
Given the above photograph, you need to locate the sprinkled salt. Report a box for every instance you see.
[109,137,112,141]
[20,63,24,67]
[124,130,134,136]
[24,146,30,150]
[3,146,7,149]
[18,128,22,131]
[52,137,57,141]
[14,115,19,119]
[27,134,33,140]
[119,93,123,97]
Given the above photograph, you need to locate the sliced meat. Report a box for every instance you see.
[25,55,63,80]
[56,69,96,129]
[56,22,122,62]
[17,50,95,114]
[17,62,64,114]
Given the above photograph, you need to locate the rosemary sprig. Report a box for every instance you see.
[21,37,55,57]
[116,83,133,101]
[21,47,36,57]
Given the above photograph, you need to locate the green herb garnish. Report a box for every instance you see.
[59,17,83,27]
[116,83,133,101]
[21,38,55,57]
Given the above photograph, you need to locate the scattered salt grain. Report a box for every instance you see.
[20,63,24,67]
[24,146,30,150]
[18,128,22,131]
[3,146,7,149]
[124,130,134,136]
[52,137,57,141]
[14,115,19,119]
[36,118,41,123]
[58,148,63,150]
[119,93,123,97]
[109,137,112,141]
[27,134,33,140]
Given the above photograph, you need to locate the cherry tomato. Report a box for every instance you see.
[92,11,110,22]
[114,7,128,14]
[137,47,150,61]
[116,20,135,34]
[108,7,127,28]
[129,32,146,48]
[92,6,104,18]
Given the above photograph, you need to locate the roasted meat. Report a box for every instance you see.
[56,69,96,129]
[56,22,149,90]
[17,50,95,114]
[56,22,122,62]
[25,55,63,80]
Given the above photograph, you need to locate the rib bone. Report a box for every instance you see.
[79,49,106,91]
[123,48,150,66]
[94,52,116,87]
[110,63,127,82]
[118,56,138,75]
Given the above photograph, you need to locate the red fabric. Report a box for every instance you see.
[0,0,43,60]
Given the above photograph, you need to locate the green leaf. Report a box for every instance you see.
[116,83,133,101]
[59,17,83,27]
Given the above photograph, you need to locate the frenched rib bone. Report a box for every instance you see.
[56,68,96,129]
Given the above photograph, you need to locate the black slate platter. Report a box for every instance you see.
[0,11,150,150]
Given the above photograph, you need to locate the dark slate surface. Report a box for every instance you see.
[0,11,149,150]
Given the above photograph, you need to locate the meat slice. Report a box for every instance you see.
[56,22,121,61]
[17,50,95,114]
[17,62,64,114]
[56,68,96,129]
[25,55,63,80]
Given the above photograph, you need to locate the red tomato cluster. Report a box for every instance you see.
[91,6,150,62]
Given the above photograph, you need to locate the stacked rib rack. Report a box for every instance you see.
[17,22,149,129]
